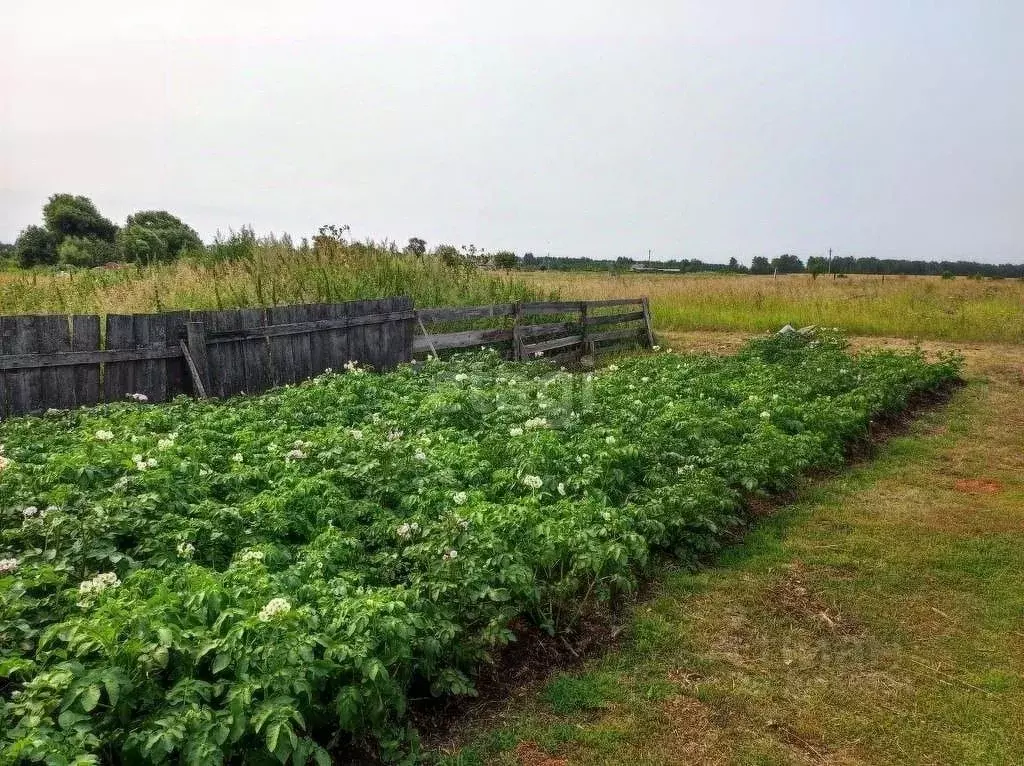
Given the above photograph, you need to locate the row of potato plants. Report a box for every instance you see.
[0,330,960,764]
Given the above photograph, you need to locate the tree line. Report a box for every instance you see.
[5,194,202,268]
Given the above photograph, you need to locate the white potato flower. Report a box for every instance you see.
[126,392,149,403]
[442,549,458,561]
[509,427,524,437]
[232,453,244,463]
[605,435,617,445]
[453,491,468,505]
[524,417,548,430]
[454,373,469,382]
[258,597,292,621]
[0,558,18,575]
[157,438,175,450]
[522,474,543,489]
[238,549,265,563]
[760,411,771,419]
[557,482,566,496]
[414,449,427,461]
[78,572,121,603]
[0,455,9,472]
[177,542,195,559]
[285,449,306,460]
[21,506,38,518]
[95,430,115,441]
[349,429,364,441]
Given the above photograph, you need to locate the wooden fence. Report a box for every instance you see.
[0,296,652,418]
[0,298,414,418]
[415,297,654,363]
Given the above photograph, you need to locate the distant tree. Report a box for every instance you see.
[405,237,427,256]
[123,210,202,259]
[492,251,517,271]
[42,194,117,243]
[433,244,464,269]
[522,252,537,268]
[728,257,739,270]
[14,225,58,267]
[58,236,115,267]
[771,254,804,273]
[750,256,771,274]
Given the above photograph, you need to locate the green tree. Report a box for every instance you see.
[57,236,115,267]
[433,244,465,269]
[771,254,805,273]
[750,256,771,274]
[115,225,169,264]
[42,194,117,243]
[14,225,58,267]
[492,251,517,271]
[405,237,426,256]
[522,252,537,268]
[124,210,202,258]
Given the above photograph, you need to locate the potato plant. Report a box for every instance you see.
[0,330,960,764]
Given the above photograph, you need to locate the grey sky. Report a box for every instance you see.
[3,1,1022,263]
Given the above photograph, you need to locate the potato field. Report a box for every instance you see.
[0,331,960,764]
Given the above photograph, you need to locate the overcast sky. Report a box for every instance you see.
[2,2,1022,263]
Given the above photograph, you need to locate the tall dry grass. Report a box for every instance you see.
[0,239,547,317]
[521,271,1024,343]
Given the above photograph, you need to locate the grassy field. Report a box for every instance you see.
[440,335,1024,765]
[523,272,1024,344]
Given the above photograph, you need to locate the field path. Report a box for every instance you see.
[444,335,1024,766]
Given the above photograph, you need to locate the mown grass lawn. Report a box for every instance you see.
[439,335,1024,766]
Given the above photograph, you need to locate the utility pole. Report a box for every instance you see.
[827,248,832,275]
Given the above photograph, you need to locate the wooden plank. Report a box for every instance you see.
[589,326,644,344]
[203,309,417,342]
[185,322,212,397]
[0,345,183,371]
[416,304,517,324]
[306,303,331,375]
[583,298,644,308]
[179,340,207,399]
[38,315,75,411]
[237,308,271,394]
[71,315,101,408]
[641,296,656,348]
[512,302,523,361]
[412,327,514,353]
[319,303,348,375]
[395,296,414,367]
[266,305,297,386]
[346,300,372,371]
[521,301,586,315]
[521,334,584,355]
[289,304,314,381]
[11,316,42,414]
[132,314,165,403]
[519,321,577,338]
[104,315,136,402]
[0,317,14,417]
[162,311,191,399]
[583,311,646,327]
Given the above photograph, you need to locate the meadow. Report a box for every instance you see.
[0,332,959,763]
[3,243,1022,347]
[525,271,1024,344]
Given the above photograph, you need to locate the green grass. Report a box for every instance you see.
[524,271,1024,344]
[439,340,1024,765]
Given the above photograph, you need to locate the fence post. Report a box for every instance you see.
[185,321,212,398]
[640,297,656,348]
[512,301,523,360]
[580,301,595,359]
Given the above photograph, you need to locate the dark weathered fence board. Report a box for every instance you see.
[236,308,270,395]
[162,312,191,399]
[12,317,42,413]
[38,315,74,411]
[104,315,136,402]
[71,316,102,408]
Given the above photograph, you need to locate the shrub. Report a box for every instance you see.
[13,225,58,267]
